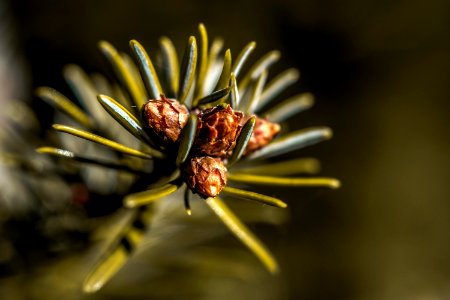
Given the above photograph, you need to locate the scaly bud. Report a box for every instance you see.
[143,95,189,143]
[193,104,244,157]
[185,156,227,198]
[245,117,280,154]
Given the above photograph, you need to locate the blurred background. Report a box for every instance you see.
[1,0,450,299]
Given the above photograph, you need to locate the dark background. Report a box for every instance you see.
[4,0,450,299]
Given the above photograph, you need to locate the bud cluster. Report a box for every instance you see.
[142,96,280,198]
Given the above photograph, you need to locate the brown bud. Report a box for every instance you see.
[194,104,244,157]
[185,156,227,198]
[143,95,189,143]
[245,117,281,154]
